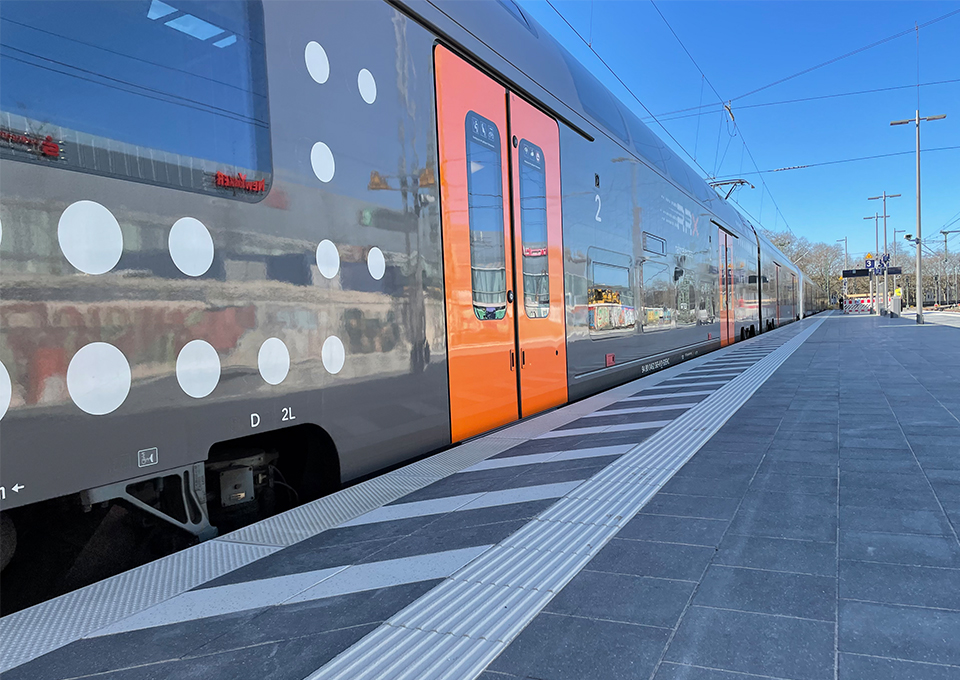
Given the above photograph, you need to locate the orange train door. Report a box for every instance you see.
[435,47,567,442]
[718,228,736,346]
[509,93,567,419]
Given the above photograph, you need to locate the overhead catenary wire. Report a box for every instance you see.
[731,7,960,102]
[649,0,793,235]
[541,0,715,183]
[713,145,960,177]
[646,78,960,123]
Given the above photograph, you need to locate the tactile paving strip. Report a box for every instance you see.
[305,316,828,680]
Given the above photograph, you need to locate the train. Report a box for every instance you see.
[0,0,827,597]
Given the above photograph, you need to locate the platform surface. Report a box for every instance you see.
[2,311,959,680]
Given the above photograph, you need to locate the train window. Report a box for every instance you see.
[642,232,666,256]
[518,139,549,319]
[0,0,270,201]
[465,111,507,321]
[588,249,635,334]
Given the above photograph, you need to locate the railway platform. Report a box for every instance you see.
[2,311,959,680]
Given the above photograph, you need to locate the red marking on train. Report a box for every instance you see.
[214,171,266,193]
[1,129,60,158]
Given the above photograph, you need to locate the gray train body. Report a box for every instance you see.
[0,0,825,538]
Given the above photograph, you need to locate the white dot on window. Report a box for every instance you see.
[169,217,214,277]
[322,336,345,374]
[367,247,385,280]
[358,68,377,104]
[310,142,335,183]
[0,361,11,421]
[67,342,131,415]
[304,41,329,84]
[58,200,123,275]
[316,239,340,279]
[258,337,290,385]
[176,340,220,398]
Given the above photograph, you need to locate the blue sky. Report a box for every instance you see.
[517,0,960,264]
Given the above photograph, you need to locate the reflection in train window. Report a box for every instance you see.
[588,257,635,333]
[465,111,506,321]
[0,1,270,200]
[641,260,672,331]
[519,139,549,319]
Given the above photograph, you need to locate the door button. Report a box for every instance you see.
[507,290,514,303]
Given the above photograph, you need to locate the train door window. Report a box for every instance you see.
[0,0,270,201]
[518,139,549,319]
[465,111,507,320]
[642,232,666,256]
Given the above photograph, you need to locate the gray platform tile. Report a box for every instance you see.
[839,652,960,680]
[761,449,839,466]
[544,569,694,628]
[840,470,932,492]
[665,606,834,680]
[730,490,837,542]
[196,536,397,589]
[841,434,912,449]
[640,493,742,520]
[90,565,349,637]
[925,470,960,503]
[587,538,714,581]
[390,459,594,505]
[658,474,754,499]
[487,611,670,680]
[749,473,838,497]
[656,662,793,679]
[538,419,672,438]
[190,580,440,657]
[618,514,729,547]
[1,607,266,680]
[771,429,839,444]
[672,460,760,480]
[840,560,960,611]
[627,389,718,401]
[914,454,960,472]
[840,457,921,473]
[757,457,839,480]
[339,492,484,526]
[81,624,378,680]
[457,481,584,512]
[839,600,960,666]
[462,444,631,472]
[840,531,960,568]
[491,435,589,458]
[404,500,555,536]
[589,402,701,417]
[838,446,913,460]
[714,534,835,577]
[840,486,941,511]
[287,546,489,604]
[694,565,836,621]
[557,410,686,429]
[362,518,524,564]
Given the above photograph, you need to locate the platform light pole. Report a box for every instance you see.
[869,193,899,315]
[836,237,848,306]
[864,214,880,314]
[893,228,906,300]
[891,111,946,323]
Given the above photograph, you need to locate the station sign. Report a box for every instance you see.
[842,268,871,278]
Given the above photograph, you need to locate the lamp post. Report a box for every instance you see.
[893,228,906,299]
[837,237,848,306]
[869,192,900,315]
[891,111,946,323]
[864,213,880,314]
